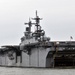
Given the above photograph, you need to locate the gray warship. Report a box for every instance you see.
[0,11,75,68]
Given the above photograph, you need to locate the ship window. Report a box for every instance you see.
[73,48,75,49]
[63,48,65,50]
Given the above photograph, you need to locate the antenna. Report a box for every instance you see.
[32,10,42,32]
[25,18,32,27]
[29,17,30,22]
[25,18,35,33]
[36,10,37,17]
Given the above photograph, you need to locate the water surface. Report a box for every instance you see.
[0,67,75,75]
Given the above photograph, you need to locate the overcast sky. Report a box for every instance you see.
[0,0,75,46]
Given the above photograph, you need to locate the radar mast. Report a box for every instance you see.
[25,18,35,33]
[32,10,42,32]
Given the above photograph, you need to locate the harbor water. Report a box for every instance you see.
[0,67,75,75]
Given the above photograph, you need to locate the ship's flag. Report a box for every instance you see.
[70,36,73,39]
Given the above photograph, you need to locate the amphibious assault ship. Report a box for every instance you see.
[0,11,75,68]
